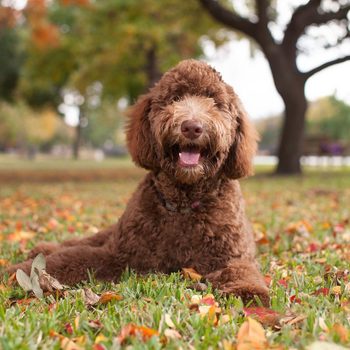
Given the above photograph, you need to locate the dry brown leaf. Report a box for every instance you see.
[39,270,63,292]
[236,317,267,350]
[182,267,202,282]
[83,288,100,306]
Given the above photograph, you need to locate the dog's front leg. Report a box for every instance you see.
[7,245,125,286]
[205,260,270,306]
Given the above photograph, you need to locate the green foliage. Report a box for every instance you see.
[307,96,350,141]
[0,27,24,101]
[18,0,227,105]
[83,101,125,148]
[0,101,71,150]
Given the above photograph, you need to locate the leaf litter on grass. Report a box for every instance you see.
[1,173,350,349]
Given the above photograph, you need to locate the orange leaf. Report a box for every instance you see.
[332,323,349,342]
[99,292,123,304]
[7,231,35,242]
[117,324,158,344]
[237,317,267,350]
[182,267,202,282]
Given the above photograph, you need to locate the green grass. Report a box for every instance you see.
[0,163,350,349]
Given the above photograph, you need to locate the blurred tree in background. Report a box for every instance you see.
[0,0,349,168]
[200,0,350,174]
[8,0,226,158]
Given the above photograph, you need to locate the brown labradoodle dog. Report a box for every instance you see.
[7,59,269,305]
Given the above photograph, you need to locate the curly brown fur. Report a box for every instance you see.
[6,60,269,306]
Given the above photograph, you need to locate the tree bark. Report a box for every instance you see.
[145,44,162,89]
[276,89,307,174]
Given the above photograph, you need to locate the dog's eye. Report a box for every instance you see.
[173,95,181,102]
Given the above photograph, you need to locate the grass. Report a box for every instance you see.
[0,159,350,349]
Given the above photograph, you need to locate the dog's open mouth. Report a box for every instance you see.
[175,145,205,167]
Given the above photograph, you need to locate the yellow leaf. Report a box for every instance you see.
[60,337,83,350]
[331,286,342,295]
[182,267,202,282]
[237,317,267,350]
[95,334,107,344]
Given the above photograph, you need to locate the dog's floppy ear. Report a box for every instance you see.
[126,93,157,170]
[223,93,258,179]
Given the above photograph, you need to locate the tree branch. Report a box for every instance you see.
[255,0,269,27]
[303,55,350,79]
[283,1,350,50]
[199,0,257,38]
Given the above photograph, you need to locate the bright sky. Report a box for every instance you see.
[208,39,350,119]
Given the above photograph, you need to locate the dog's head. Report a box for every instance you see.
[127,59,258,184]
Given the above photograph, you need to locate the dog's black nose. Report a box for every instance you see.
[181,120,203,140]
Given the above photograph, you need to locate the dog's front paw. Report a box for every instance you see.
[28,242,59,259]
[220,282,270,307]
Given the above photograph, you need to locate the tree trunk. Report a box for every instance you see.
[145,45,161,89]
[73,109,82,160]
[276,87,307,174]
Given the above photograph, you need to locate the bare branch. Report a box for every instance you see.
[283,1,350,51]
[255,0,269,27]
[199,0,257,38]
[303,55,350,79]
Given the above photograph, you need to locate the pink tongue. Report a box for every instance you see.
[179,151,200,165]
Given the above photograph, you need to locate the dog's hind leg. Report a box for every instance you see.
[27,225,117,259]
[205,259,270,306]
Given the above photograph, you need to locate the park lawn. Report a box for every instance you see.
[0,166,350,349]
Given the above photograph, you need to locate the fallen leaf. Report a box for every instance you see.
[307,341,349,350]
[83,288,100,306]
[65,323,73,335]
[243,307,281,327]
[0,258,8,266]
[236,317,267,350]
[39,270,63,292]
[16,269,32,292]
[331,286,342,295]
[116,323,159,344]
[190,294,202,305]
[190,282,208,292]
[99,292,123,304]
[164,314,175,328]
[88,319,103,330]
[201,294,216,305]
[164,328,181,340]
[332,323,349,342]
[182,267,202,282]
[313,288,329,296]
[30,253,46,277]
[8,231,35,242]
[60,337,83,350]
[94,334,107,344]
